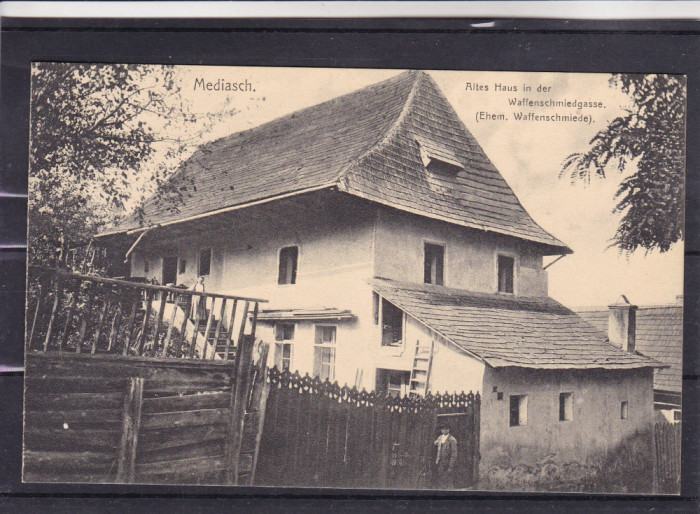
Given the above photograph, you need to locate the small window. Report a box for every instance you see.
[498,255,514,294]
[179,259,187,274]
[316,326,336,345]
[673,410,682,422]
[621,401,629,420]
[198,248,211,276]
[381,299,403,347]
[377,369,411,398]
[559,392,573,421]
[278,246,298,285]
[510,395,528,426]
[274,324,294,371]
[313,326,336,382]
[424,243,444,285]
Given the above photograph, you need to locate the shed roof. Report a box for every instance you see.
[258,308,355,322]
[577,305,682,393]
[372,278,662,370]
[99,71,569,254]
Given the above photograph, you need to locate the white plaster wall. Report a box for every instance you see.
[428,334,485,395]
[374,208,548,297]
[135,205,379,389]
[373,314,484,395]
[129,251,163,283]
[480,366,655,469]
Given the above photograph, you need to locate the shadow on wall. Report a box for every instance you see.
[481,429,654,494]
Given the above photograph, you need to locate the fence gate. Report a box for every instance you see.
[255,368,480,489]
[653,422,681,494]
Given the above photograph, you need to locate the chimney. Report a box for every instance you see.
[608,295,637,352]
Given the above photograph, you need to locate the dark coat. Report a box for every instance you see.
[434,433,458,470]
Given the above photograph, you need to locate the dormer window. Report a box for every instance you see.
[278,246,298,285]
[415,136,463,174]
[497,255,514,294]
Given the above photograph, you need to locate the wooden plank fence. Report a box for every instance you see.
[653,422,681,494]
[255,367,480,489]
[23,337,268,485]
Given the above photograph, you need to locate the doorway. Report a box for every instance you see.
[435,412,475,489]
[162,256,178,286]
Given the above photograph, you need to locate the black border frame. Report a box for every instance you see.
[1,17,697,511]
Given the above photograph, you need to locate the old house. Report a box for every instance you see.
[578,297,683,423]
[95,70,662,484]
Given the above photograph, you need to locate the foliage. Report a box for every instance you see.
[28,63,235,268]
[561,74,686,253]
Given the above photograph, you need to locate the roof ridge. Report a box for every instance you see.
[336,70,424,188]
[577,304,683,312]
[200,70,417,156]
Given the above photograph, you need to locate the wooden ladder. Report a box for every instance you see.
[409,339,434,396]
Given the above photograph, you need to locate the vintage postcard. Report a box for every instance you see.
[23,65,684,493]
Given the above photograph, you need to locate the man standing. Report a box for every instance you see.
[434,424,458,489]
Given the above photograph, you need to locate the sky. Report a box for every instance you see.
[153,66,685,308]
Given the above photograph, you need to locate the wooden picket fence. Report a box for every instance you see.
[653,422,681,494]
[26,266,265,360]
[23,337,268,485]
[255,368,480,489]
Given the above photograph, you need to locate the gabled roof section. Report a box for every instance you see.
[371,278,663,370]
[578,305,683,393]
[101,71,569,252]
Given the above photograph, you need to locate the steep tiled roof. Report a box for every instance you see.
[578,306,682,393]
[372,278,662,370]
[100,71,568,253]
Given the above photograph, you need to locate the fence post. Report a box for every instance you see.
[117,377,144,483]
[652,423,659,494]
[247,343,271,486]
[226,334,256,484]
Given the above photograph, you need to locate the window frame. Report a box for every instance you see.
[314,325,337,382]
[198,247,212,277]
[559,392,573,422]
[509,394,528,427]
[496,253,516,295]
[274,323,295,371]
[423,241,446,286]
[383,369,411,398]
[277,245,299,285]
[620,400,629,420]
[381,298,404,348]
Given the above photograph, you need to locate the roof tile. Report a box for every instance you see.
[373,278,662,370]
[101,71,568,252]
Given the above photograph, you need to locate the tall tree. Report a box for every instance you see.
[29,63,232,267]
[561,74,686,253]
